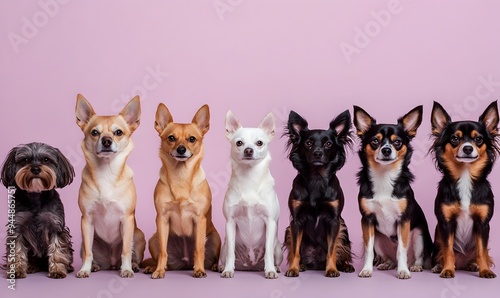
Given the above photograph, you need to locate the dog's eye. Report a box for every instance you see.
[23,158,30,163]
[168,135,175,142]
[256,140,263,146]
[43,158,49,163]
[450,135,460,146]
[114,130,123,136]
[324,141,332,149]
[236,141,243,147]
[189,136,196,143]
[305,140,313,148]
[475,136,484,146]
[370,138,379,147]
[91,129,99,136]
[393,140,402,149]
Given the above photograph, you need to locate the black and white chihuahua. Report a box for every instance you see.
[283,110,355,278]
[430,101,498,278]
[354,105,433,279]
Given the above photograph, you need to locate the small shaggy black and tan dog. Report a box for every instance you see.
[1,142,74,278]
[430,101,498,278]
[283,110,355,278]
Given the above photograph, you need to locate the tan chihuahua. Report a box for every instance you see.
[142,103,221,279]
[75,94,146,278]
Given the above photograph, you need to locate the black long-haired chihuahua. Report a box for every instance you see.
[283,110,355,278]
[354,105,433,279]
[430,101,498,278]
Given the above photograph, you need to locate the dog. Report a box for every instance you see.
[430,101,498,278]
[142,103,221,279]
[353,105,433,279]
[75,94,146,278]
[219,111,283,279]
[283,110,355,277]
[1,142,74,278]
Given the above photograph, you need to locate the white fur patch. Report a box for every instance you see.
[454,171,474,254]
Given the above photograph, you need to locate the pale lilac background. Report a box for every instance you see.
[1,0,500,297]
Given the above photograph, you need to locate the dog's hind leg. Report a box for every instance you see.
[274,237,283,273]
[132,228,146,273]
[409,229,424,272]
[205,228,221,272]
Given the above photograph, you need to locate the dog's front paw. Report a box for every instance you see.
[284,268,299,277]
[439,269,455,278]
[221,270,234,278]
[143,266,155,274]
[27,264,41,274]
[479,269,496,278]
[211,264,219,272]
[193,269,207,278]
[132,262,140,273]
[410,265,423,272]
[466,263,480,272]
[275,266,281,273]
[431,264,443,274]
[341,264,355,273]
[120,270,134,278]
[76,270,90,278]
[13,270,27,279]
[397,270,411,279]
[325,269,340,278]
[151,269,165,279]
[358,269,372,278]
[48,270,67,279]
[91,264,101,272]
[377,261,396,271]
[265,270,279,279]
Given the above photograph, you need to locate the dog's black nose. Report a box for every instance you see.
[244,148,253,157]
[177,146,187,155]
[31,167,41,175]
[101,137,113,148]
[463,145,473,155]
[313,150,323,158]
[382,147,392,157]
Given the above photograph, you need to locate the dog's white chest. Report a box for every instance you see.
[92,200,124,243]
[367,167,404,237]
[232,202,267,244]
[454,173,474,254]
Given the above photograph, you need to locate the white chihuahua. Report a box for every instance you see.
[220,111,283,279]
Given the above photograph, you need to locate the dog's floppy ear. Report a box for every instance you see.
[330,110,351,140]
[192,104,210,136]
[431,101,451,136]
[479,100,499,135]
[287,111,308,144]
[155,103,173,134]
[259,112,275,140]
[1,147,18,188]
[120,96,141,132]
[353,106,375,136]
[75,94,96,129]
[398,105,423,138]
[53,147,75,188]
[225,110,241,140]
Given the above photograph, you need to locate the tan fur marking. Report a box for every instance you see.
[441,203,461,221]
[361,222,375,248]
[329,200,339,208]
[291,200,302,209]
[400,220,411,248]
[469,204,489,222]
[443,143,464,181]
[287,230,303,273]
[359,198,372,216]
[442,233,455,273]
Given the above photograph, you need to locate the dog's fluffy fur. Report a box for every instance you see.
[1,142,74,278]
[142,103,221,279]
[283,110,355,277]
[219,111,283,279]
[75,94,146,278]
[354,105,433,279]
[430,101,498,278]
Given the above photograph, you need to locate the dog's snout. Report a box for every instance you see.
[244,148,253,157]
[31,167,41,175]
[313,150,323,158]
[463,145,473,155]
[177,146,187,155]
[101,137,113,148]
[382,147,392,157]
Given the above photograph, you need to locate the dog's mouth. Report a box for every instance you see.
[312,160,325,166]
[375,157,397,165]
[171,153,192,161]
[456,155,479,163]
[96,149,116,156]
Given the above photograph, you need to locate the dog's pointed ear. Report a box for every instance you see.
[259,112,275,140]
[287,111,308,143]
[431,101,451,135]
[53,148,75,188]
[479,100,499,135]
[120,96,141,132]
[225,110,241,139]
[398,105,423,138]
[192,104,210,136]
[330,110,351,139]
[1,147,18,188]
[155,103,173,134]
[353,106,375,136]
[75,94,96,129]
